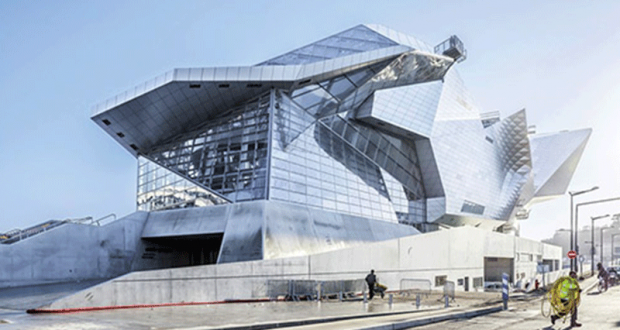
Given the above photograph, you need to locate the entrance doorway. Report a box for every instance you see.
[142,233,223,268]
[484,257,513,283]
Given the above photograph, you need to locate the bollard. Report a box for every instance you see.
[444,295,449,308]
[502,272,509,310]
[338,291,343,302]
[388,294,393,307]
[363,291,367,303]
[415,294,421,309]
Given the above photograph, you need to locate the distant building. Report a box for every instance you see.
[542,229,571,266]
[544,217,620,268]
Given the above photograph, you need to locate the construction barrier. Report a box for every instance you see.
[267,279,366,301]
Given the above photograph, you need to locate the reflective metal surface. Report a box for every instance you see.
[95,24,592,253]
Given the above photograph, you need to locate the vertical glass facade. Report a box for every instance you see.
[271,92,399,222]
[137,156,229,211]
[142,93,271,204]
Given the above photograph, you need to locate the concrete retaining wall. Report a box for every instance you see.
[0,212,148,288]
[42,226,561,310]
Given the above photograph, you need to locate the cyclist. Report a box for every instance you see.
[597,262,609,291]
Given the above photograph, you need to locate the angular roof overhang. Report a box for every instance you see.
[91,45,415,156]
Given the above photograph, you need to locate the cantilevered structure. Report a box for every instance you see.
[1,25,589,292]
[89,24,590,263]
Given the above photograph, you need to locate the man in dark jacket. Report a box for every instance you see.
[365,269,377,299]
[597,262,609,291]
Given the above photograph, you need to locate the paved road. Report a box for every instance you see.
[3,279,616,330]
[0,284,498,330]
[411,283,620,330]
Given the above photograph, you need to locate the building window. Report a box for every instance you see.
[461,200,485,215]
[435,275,447,287]
[473,277,484,288]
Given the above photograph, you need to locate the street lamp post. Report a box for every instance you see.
[591,214,610,272]
[601,227,612,267]
[569,186,599,271]
[612,233,620,267]
[575,196,620,273]
[584,240,595,278]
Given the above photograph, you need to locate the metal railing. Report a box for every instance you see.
[0,220,65,244]
[93,213,116,226]
[322,279,366,299]
[267,279,366,301]
[399,278,432,297]
[0,214,117,245]
[443,280,456,301]
[434,35,467,62]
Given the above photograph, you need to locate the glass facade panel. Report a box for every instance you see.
[145,92,271,202]
[271,91,401,222]
[136,156,229,211]
[259,25,398,66]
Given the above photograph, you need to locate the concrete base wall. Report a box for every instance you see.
[43,226,562,310]
[1,200,421,289]
[0,212,148,288]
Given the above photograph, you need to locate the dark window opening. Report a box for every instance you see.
[485,136,494,144]
[130,144,139,150]
[189,84,201,89]
[246,83,262,88]
[218,83,230,88]
[116,132,125,138]
[298,79,311,85]
[102,119,111,126]
[461,200,485,215]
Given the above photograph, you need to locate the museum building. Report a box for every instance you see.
[2,26,588,305]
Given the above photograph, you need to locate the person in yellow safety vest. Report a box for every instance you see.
[550,271,581,327]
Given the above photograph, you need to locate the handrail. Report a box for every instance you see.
[93,213,116,226]
[1,220,65,244]
[63,216,94,224]
[0,214,117,244]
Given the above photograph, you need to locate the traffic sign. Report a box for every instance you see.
[567,250,577,259]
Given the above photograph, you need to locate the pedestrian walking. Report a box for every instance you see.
[550,271,581,327]
[365,269,376,300]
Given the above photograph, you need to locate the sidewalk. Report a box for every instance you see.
[409,275,620,330]
[0,286,507,330]
[1,279,601,330]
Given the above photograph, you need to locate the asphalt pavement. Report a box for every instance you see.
[0,277,611,330]
[409,276,618,330]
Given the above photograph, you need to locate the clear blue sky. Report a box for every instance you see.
[1,1,620,240]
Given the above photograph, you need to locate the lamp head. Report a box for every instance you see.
[569,186,599,196]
